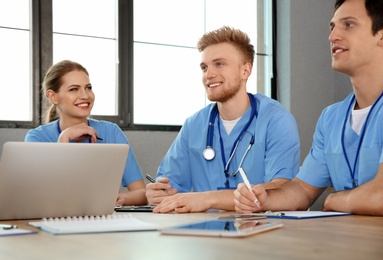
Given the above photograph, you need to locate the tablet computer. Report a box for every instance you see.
[160,219,283,238]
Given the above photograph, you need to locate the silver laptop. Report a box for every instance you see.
[0,142,129,220]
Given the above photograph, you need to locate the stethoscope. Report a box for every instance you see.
[341,92,383,189]
[203,93,258,186]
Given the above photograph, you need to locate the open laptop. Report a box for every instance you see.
[0,142,129,220]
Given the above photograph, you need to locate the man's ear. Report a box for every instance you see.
[46,90,58,105]
[378,29,383,47]
[242,62,252,80]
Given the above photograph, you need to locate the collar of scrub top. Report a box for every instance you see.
[205,93,258,189]
[57,119,93,143]
[341,92,383,189]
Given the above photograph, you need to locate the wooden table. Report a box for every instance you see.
[1,211,382,260]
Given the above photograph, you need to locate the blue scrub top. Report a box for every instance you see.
[157,93,300,192]
[24,118,144,187]
[297,93,383,191]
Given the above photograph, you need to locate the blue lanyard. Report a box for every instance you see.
[341,92,383,189]
[215,94,258,188]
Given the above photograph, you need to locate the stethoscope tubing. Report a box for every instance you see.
[203,93,258,178]
[204,93,257,157]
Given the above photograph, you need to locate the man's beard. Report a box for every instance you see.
[207,82,241,103]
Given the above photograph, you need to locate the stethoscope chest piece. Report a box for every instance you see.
[203,146,215,160]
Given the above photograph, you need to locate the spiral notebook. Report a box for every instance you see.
[29,214,158,235]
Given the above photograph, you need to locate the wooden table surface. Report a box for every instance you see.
[1,211,382,260]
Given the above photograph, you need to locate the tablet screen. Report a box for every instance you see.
[160,219,283,237]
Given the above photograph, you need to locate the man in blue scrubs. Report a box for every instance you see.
[234,0,383,216]
[146,26,300,213]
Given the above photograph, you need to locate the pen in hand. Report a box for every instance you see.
[238,167,260,208]
[83,134,103,140]
[145,174,168,193]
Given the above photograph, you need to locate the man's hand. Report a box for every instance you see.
[146,177,177,205]
[153,192,214,213]
[234,183,267,213]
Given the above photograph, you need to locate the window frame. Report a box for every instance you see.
[0,0,276,131]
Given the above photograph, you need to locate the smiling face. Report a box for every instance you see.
[200,42,251,103]
[47,70,94,122]
[329,0,382,76]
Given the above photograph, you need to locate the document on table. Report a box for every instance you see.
[220,211,351,220]
[0,228,37,237]
[265,211,351,219]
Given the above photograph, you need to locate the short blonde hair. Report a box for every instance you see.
[197,26,255,65]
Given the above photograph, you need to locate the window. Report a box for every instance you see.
[133,0,272,127]
[0,0,274,131]
[0,0,31,122]
[53,0,118,116]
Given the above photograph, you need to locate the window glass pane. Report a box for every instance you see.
[205,0,258,36]
[0,1,31,121]
[53,34,117,115]
[134,43,204,125]
[0,0,29,29]
[134,0,204,47]
[133,0,261,126]
[53,0,117,116]
[53,0,115,38]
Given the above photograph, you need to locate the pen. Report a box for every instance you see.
[225,211,285,218]
[145,174,156,183]
[145,174,168,193]
[82,134,103,140]
[0,224,18,230]
[238,167,260,208]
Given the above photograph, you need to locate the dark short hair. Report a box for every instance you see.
[335,0,383,35]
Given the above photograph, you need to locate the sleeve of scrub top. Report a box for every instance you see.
[263,109,300,182]
[24,129,43,142]
[156,122,193,193]
[110,124,144,187]
[296,109,332,188]
[24,125,56,142]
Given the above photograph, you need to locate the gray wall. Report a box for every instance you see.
[0,0,353,172]
[277,0,352,163]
